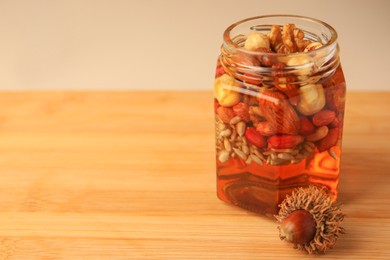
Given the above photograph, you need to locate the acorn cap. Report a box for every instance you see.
[275,185,346,254]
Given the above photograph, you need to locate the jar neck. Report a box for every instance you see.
[219,15,340,86]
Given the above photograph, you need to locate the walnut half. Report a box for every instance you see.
[268,23,312,53]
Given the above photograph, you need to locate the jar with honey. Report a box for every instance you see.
[214,15,346,217]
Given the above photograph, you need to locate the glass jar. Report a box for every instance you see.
[214,15,346,217]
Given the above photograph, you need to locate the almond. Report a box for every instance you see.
[274,79,300,106]
[232,51,262,85]
[317,127,340,152]
[233,51,260,67]
[255,47,273,67]
[268,135,304,149]
[216,106,235,123]
[245,127,267,148]
[299,116,315,136]
[312,110,336,127]
[258,90,300,135]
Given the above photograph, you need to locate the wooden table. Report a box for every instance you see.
[0,91,389,259]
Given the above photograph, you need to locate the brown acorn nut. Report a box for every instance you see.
[276,186,346,254]
[279,209,316,244]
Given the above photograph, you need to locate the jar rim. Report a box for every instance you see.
[223,14,338,56]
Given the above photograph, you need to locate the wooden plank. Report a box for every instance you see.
[0,91,389,259]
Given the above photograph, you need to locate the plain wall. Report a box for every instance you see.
[0,0,389,90]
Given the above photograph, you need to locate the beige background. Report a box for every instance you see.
[0,0,389,90]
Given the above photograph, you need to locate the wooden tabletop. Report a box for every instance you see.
[0,91,389,259]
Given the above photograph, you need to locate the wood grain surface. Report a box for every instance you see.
[0,91,389,260]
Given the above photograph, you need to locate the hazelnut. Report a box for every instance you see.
[297,84,326,115]
[244,32,270,50]
[286,55,314,76]
[214,74,241,107]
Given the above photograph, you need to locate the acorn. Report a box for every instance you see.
[275,186,346,254]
